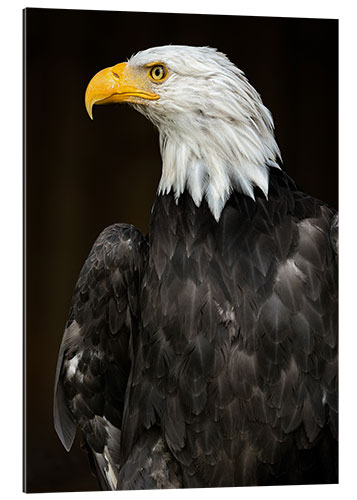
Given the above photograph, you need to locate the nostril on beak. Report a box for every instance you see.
[112,72,119,78]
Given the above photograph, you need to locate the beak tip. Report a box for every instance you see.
[85,100,94,120]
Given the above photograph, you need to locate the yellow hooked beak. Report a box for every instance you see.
[85,62,160,119]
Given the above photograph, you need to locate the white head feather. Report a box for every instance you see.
[128,45,281,221]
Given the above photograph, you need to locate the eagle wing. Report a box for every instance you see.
[54,223,147,489]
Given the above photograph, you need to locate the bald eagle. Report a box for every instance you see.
[54,45,338,489]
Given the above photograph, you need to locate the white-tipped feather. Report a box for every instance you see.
[130,45,280,220]
[186,159,207,207]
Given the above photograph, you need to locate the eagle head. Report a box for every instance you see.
[85,45,281,221]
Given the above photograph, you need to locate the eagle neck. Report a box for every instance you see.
[156,114,280,222]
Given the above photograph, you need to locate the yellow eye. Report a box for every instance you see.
[149,64,167,81]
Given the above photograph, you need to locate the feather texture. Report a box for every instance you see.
[116,169,337,488]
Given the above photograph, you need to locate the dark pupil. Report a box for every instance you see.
[155,67,162,77]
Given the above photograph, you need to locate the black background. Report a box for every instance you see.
[24,8,338,493]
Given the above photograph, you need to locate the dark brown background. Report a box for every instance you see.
[24,8,338,493]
